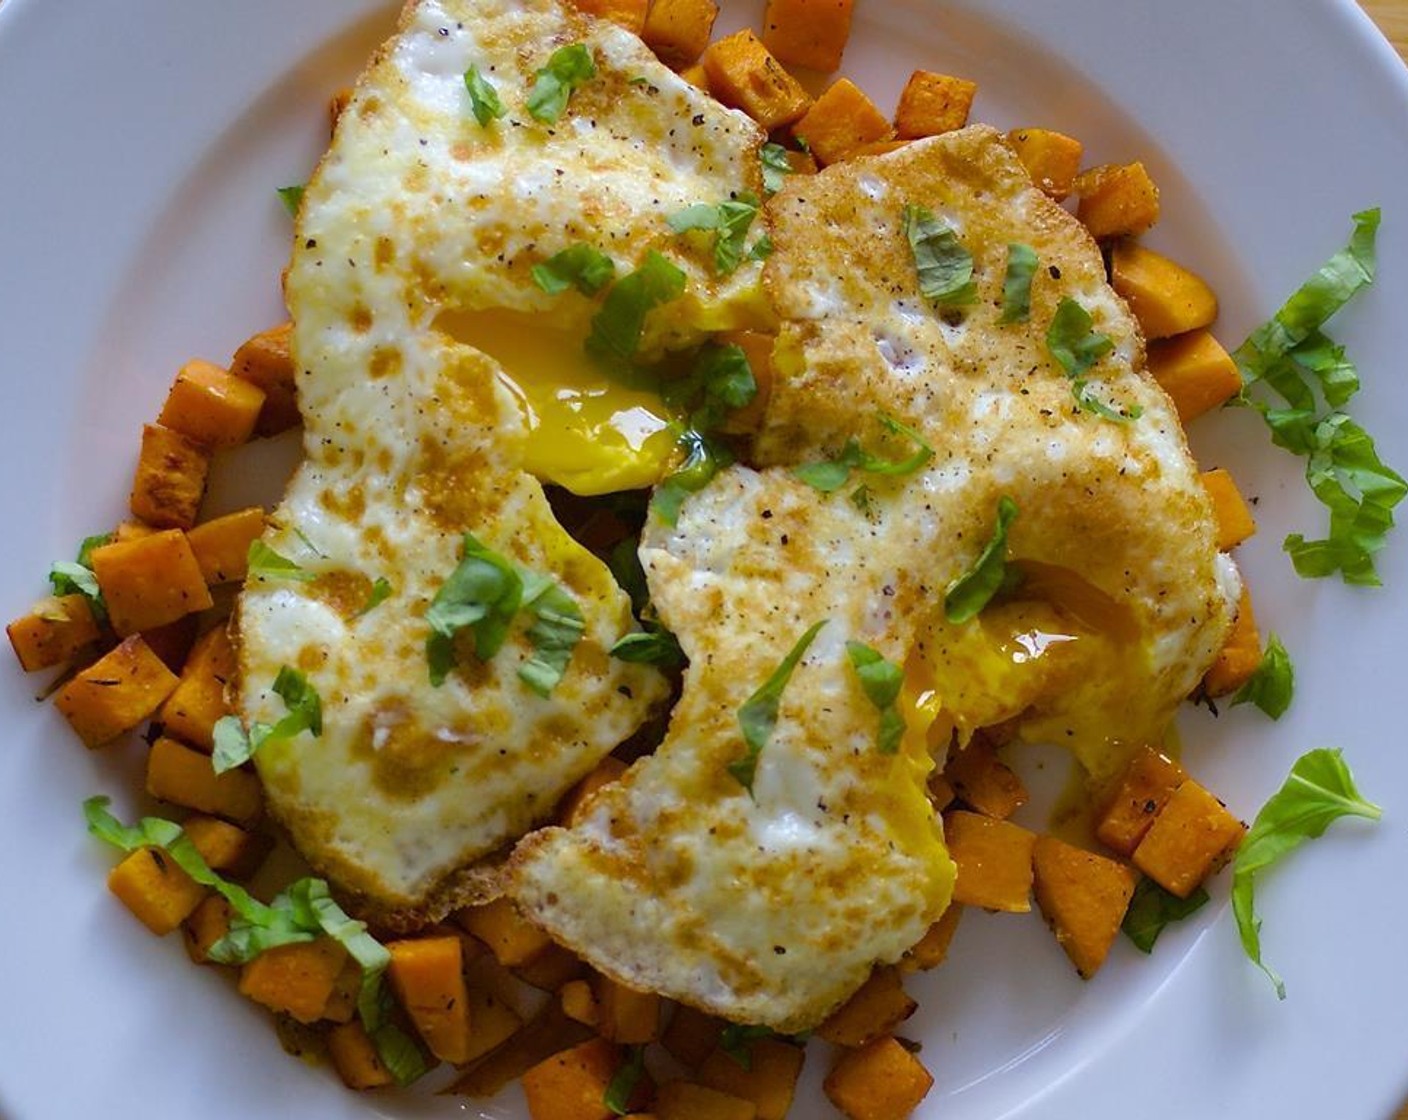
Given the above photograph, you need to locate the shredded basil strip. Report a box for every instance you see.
[792,413,934,494]
[730,621,828,795]
[246,540,316,583]
[276,185,304,217]
[667,192,764,276]
[532,243,617,297]
[1232,748,1380,998]
[603,1044,647,1115]
[903,203,976,306]
[526,43,596,124]
[1046,297,1113,378]
[586,251,688,368]
[719,1024,777,1070]
[761,142,794,195]
[663,341,758,432]
[1000,243,1039,324]
[1121,877,1210,953]
[359,576,393,616]
[1230,633,1295,720]
[944,496,1019,624]
[653,429,730,527]
[425,534,524,686]
[1073,379,1142,423]
[845,641,906,754]
[48,531,112,621]
[463,64,507,127]
[518,576,586,698]
[211,665,322,774]
[611,628,685,668]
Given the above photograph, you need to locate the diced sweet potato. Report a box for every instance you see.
[139,614,197,673]
[817,966,917,1047]
[107,845,207,935]
[899,903,963,973]
[944,738,1028,819]
[1110,241,1218,340]
[1032,835,1138,979]
[794,78,894,167]
[1075,162,1160,240]
[129,424,211,530]
[1200,468,1257,551]
[182,893,233,963]
[158,624,236,752]
[761,0,853,72]
[230,322,300,437]
[662,1004,725,1068]
[7,594,101,671]
[182,814,267,878]
[1133,780,1246,898]
[1006,128,1083,200]
[945,810,1036,912]
[461,982,526,1064]
[1147,330,1242,423]
[523,1037,636,1120]
[657,1082,757,1120]
[328,1020,395,1090]
[1203,585,1260,698]
[515,942,590,990]
[444,1000,592,1098]
[387,935,473,1064]
[186,507,266,585]
[54,635,179,748]
[571,0,650,34]
[698,1037,804,1120]
[146,735,262,825]
[716,331,775,435]
[557,756,628,826]
[1095,745,1188,857]
[560,978,601,1027]
[641,0,720,69]
[158,358,267,449]
[457,896,554,968]
[239,936,350,1023]
[113,519,157,543]
[702,30,813,131]
[597,975,662,1044]
[823,1037,933,1120]
[894,70,976,140]
[90,530,213,637]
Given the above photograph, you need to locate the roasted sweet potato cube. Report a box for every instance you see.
[642,0,719,68]
[456,896,554,968]
[944,739,1028,819]
[1110,241,1218,340]
[817,966,917,1048]
[186,507,266,585]
[1147,330,1242,423]
[1203,585,1260,698]
[894,70,976,139]
[658,1082,757,1120]
[1133,780,1246,898]
[663,1004,725,1068]
[1095,745,1188,857]
[159,624,236,752]
[461,982,526,1064]
[598,975,662,1044]
[946,810,1036,912]
[698,1037,804,1120]
[113,519,157,543]
[761,0,854,72]
[1006,127,1083,199]
[239,936,350,1023]
[182,893,233,963]
[560,978,601,1027]
[823,1037,933,1120]
[899,903,963,973]
[1075,161,1161,240]
[444,1000,592,1097]
[158,358,267,449]
[90,530,213,637]
[794,78,893,167]
[129,423,211,530]
[7,594,101,672]
[182,814,267,878]
[55,635,179,748]
[1200,468,1257,551]
[572,0,650,33]
[1032,835,1138,979]
[515,941,590,990]
[702,30,813,131]
[146,735,263,825]
[715,331,775,435]
[107,845,207,935]
[387,935,473,1064]
[557,756,628,825]
[523,1036,643,1120]
[328,1020,395,1089]
[230,322,300,437]
[139,614,197,673]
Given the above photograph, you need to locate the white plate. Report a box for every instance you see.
[2,2,1405,1117]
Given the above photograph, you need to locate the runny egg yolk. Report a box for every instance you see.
[435,308,681,496]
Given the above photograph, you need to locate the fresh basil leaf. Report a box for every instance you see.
[246,540,316,583]
[519,580,585,698]
[425,534,524,686]
[1121,877,1209,953]
[603,1044,646,1115]
[761,142,793,195]
[793,455,857,493]
[372,1021,430,1087]
[608,534,649,616]
[463,64,507,127]
[586,250,688,368]
[1230,634,1294,719]
[211,716,258,774]
[944,496,1019,624]
[1046,297,1113,379]
[845,641,906,754]
[277,185,305,217]
[526,43,596,124]
[211,666,322,773]
[75,532,111,568]
[719,1024,776,1070]
[903,204,976,306]
[653,429,728,527]
[730,621,828,794]
[611,629,685,668]
[792,414,933,493]
[664,342,758,432]
[1073,380,1141,423]
[668,193,763,276]
[532,244,617,297]
[1000,243,1038,324]
[48,532,112,621]
[359,576,393,616]
[284,878,390,1029]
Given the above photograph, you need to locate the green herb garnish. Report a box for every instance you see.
[845,641,905,754]
[1230,634,1294,719]
[532,244,617,297]
[1046,297,1113,378]
[518,576,586,698]
[586,251,688,368]
[246,540,316,583]
[1121,877,1210,953]
[761,143,793,195]
[668,192,764,276]
[603,1044,646,1115]
[792,414,934,494]
[611,629,685,668]
[276,185,305,217]
[1000,243,1038,324]
[729,621,827,795]
[527,43,596,124]
[358,576,393,617]
[719,1023,777,1070]
[463,65,507,126]
[48,531,112,621]
[903,203,976,306]
[211,665,322,774]
[425,534,524,686]
[944,496,1019,624]
[652,429,729,527]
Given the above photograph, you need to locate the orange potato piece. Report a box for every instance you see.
[823,1037,933,1120]
[557,756,628,826]
[54,635,179,748]
[129,423,211,530]
[239,936,349,1023]
[899,903,963,973]
[158,623,236,752]
[698,1037,804,1120]
[662,1004,725,1069]
[944,738,1028,819]
[702,30,813,131]
[523,1036,640,1120]
[444,1000,592,1097]
[457,896,554,968]
[183,893,234,963]
[461,982,526,1064]
[182,814,267,878]
[1095,745,1188,857]
[107,846,207,936]
[328,1020,395,1090]
[1006,127,1084,200]
[1147,330,1242,423]
[1110,241,1218,340]
[894,70,976,140]
[7,594,100,672]
[388,935,473,1064]
[597,975,663,1044]
[817,966,917,1048]
[641,0,719,69]
[146,735,263,826]
[560,978,601,1027]
[230,322,300,437]
[186,507,266,585]
[794,78,894,167]
[139,614,197,673]
[1032,835,1138,979]
[113,519,157,543]
[761,0,854,73]
[1133,780,1246,898]
[90,530,213,637]
[1203,585,1261,698]
[1075,161,1161,240]
[657,1082,757,1120]
[158,358,267,449]
[946,810,1036,912]
[572,0,650,34]
[1201,468,1257,550]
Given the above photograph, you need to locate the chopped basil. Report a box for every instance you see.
[425,534,524,686]
[370,1017,430,1087]
[903,204,976,306]
[1232,748,1380,998]
[1121,877,1209,953]
[793,414,934,494]
[48,531,111,621]
[667,192,764,276]
[1046,297,1113,378]
[586,251,688,368]
[603,1044,646,1115]
[527,43,596,124]
[359,576,393,616]
[719,1023,776,1070]
[662,342,758,432]
[532,244,617,297]
[1073,380,1142,423]
[944,496,1019,624]
[246,540,315,583]
[652,429,729,527]
[518,576,586,698]
[276,185,305,217]
[1230,633,1294,719]
[211,665,322,774]
[845,641,905,754]
[1000,243,1038,324]
[760,142,793,195]
[730,621,828,795]
[611,628,685,668]
[463,64,507,127]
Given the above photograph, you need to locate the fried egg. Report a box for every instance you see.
[235,0,769,926]
[510,126,1239,1029]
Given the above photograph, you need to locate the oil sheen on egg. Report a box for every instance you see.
[235,0,769,926]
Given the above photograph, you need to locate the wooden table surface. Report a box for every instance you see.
[1362,0,1408,57]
